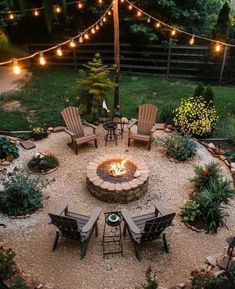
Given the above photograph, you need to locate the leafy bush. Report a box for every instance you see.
[32,127,48,141]
[191,162,221,191]
[192,270,216,289]
[180,200,201,222]
[194,84,215,106]
[161,133,197,161]
[0,247,16,281]
[9,276,29,289]
[27,152,59,173]
[136,267,158,289]
[174,96,218,137]
[0,137,19,160]
[194,83,205,98]
[0,168,45,216]
[181,162,235,233]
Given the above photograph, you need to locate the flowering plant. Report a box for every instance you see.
[174,96,218,137]
[32,127,48,141]
[0,246,16,280]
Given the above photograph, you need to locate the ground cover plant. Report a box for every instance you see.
[0,68,234,140]
[160,132,197,161]
[180,162,235,233]
[0,168,45,216]
[0,137,19,161]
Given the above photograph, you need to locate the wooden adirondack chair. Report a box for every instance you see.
[61,107,98,154]
[127,104,158,151]
[122,203,175,261]
[49,201,101,259]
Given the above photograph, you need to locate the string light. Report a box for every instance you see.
[98,0,103,4]
[189,35,195,45]
[171,28,176,36]
[95,24,100,30]
[33,9,40,17]
[108,11,112,15]
[79,36,84,43]
[103,16,107,22]
[215,42,222,53]
[55,6,62,14]
[91,28,96,34]
[8,12,15,20]
[56,47,63,56]
[39,52,46,65]
[84,33,89,40]
[155,22,161,28]
[147,17,151,23]
[12,59,21,75]
[137,11,142,17]
[78,2,83,9]
[69,38,76,47]
[128,5,133,10]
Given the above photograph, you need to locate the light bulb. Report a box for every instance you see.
[103,17,106,22]
[56,47,63,56]
[95,25,100,31]
[171,28,176,36]
[39,53,46,65]
[98,0,103,4]
[78,2,83,9]
[147,18,151,23]
[155,22,161,28]
[69,38,76,47]
[55,6,61,14]
[129,5,133,10]
[215,42,222,53]
[91,28,96,34]
[33,10,39,16]
[79,36,83,43]
[9,13,15,20]
[189,36,195,45]
[13,59,21,75]
[137,11,142,17]
[84,33,89,40]
[108,11,112,15]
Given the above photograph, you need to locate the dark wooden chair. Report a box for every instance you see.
[121,203,175,261]
[49,201,101,259]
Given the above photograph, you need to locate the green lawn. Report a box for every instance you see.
[0,67,235,138]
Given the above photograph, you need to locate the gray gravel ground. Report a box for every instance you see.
[0,127,234,289]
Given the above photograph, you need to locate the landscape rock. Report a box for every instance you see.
[206,254,220,266]
[208,143,216,149]
[1,161,10,166]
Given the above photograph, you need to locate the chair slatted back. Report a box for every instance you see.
[137,104,158,135]
[49,213,81,240]
[142,213,175,241]
[61,107,84,137]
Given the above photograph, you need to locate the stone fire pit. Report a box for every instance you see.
[86,154,149,203]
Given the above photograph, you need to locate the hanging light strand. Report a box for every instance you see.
[0,3,113,67]
[124,0,235,49]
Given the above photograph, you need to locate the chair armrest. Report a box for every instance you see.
[127,119,138,132]
[81,207,102,234]
[150,123,158,133]
[64,128,76,137]
[155,202,169,217]
[82,121,97,134]
[121,209,141,235]
[53,200,70,216]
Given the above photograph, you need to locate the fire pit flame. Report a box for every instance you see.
[109,159,127,177]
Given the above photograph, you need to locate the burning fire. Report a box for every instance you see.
[109,159,127,177]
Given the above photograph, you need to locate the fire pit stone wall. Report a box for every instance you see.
[86,154,149,203]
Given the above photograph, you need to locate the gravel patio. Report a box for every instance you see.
[0,126,234,289]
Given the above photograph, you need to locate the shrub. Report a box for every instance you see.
[191,162,221,191]
[136,267,158,289]
[181,162,235,233]
[180,200,201,223]
[27,152,59,174]
[161,133,197,161]
[9,276,29,289]
[0,168,45,216]
[194,83,205,98]
[0,247,16,281]
[204,85,215,106]
[174,96,218,137]
[0,137,19,160]
[32,127,48,141]
[192,270,216,289]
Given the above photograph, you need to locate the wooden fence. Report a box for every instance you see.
[27,42,235,83]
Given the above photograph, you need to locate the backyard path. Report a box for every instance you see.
[0,67,29,94]
[0,128,234,289]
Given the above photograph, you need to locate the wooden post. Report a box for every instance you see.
[166,38,172,79]
[113,0,120,109]
[72,47,78,71]
[219,46,228,84]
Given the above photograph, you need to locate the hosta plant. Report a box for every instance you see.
[0,137,19,160]
[0,168,45,216]
[180,200,201,223]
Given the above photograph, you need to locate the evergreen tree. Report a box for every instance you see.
[212,2,231,42]
[204,85,215,106]
[76,53,115,120]
[194,83,205,98]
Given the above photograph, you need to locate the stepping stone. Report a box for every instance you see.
[20,140,36,150]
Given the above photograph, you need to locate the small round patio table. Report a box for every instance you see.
[103,122,118,146]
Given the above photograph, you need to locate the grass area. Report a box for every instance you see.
[0,67,235,138]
